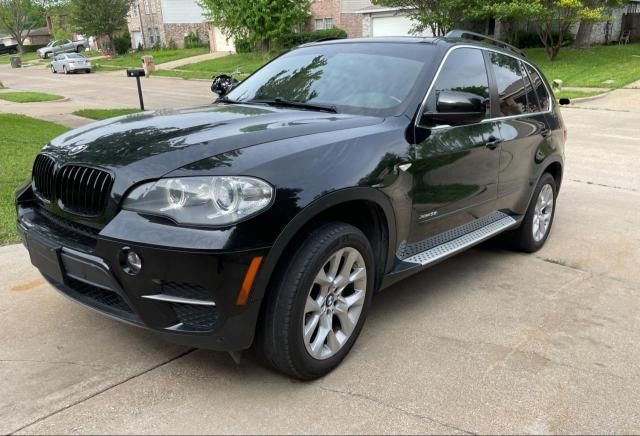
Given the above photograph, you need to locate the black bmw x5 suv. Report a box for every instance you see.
[16,32,566,379]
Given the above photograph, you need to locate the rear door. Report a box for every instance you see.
[408,47,502,242]
[485,51,552,213]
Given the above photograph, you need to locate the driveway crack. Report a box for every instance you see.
[8,348,196,435]
[319,385,475,434]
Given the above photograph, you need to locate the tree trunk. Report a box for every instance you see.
[572,21,594,49]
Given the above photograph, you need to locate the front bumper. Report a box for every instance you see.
[17,203,269,351]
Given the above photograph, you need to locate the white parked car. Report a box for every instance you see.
[50,53,92,74]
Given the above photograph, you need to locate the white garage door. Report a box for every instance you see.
[371,15,433,37]
[213,27,235,52]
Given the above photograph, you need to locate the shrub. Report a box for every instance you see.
[137,42,144,52]
[513,31,575,49]
[234,36,253,53]
[23,44,47,53]
[278,27,347,49]
[113,31,131,55]
[185,31,206,48]
[168,38,177,49]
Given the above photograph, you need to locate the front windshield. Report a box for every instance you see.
[226,42,435,116]
[46,42,54,47]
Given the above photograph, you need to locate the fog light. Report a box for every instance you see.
[125,250,142,275]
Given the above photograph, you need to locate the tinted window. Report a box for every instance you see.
[525,64,551,111]
[227,43,434,116]
[489,52,530,116]
[426,48,490,118]
[520,61,541,113]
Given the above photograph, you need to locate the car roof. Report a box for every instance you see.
[301,36,527,62]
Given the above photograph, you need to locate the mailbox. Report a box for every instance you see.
[127,68,146,78]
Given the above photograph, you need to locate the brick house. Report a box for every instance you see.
[309,0,425,38]
[127,0,234,52]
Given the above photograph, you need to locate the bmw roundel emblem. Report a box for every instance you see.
[68,144,88,155]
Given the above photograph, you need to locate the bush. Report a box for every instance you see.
[234,36,253,53]
[22,44,47,53]
[185,31,206,49]
[513,31,575,49]
[278,27,347,49]
[168,38,177,50]
[113,31,131,55]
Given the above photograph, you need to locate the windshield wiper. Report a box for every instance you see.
[248,97,337,113]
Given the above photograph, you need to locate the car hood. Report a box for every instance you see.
[42,104,384,187]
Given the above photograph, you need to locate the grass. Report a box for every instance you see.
[73,108,142,120]
[0,51,40,64]
[0,114,69,245]
[0,92,64,103]
[525,43,640,89]
[92,47,209,72]
[554,90,606,100]
[153,52,272,80]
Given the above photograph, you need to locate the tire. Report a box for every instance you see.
[50,65,56,74]
[506,172,557,253]
[255,222,375,380]
[63,65,68,75]
[76,45,84,53]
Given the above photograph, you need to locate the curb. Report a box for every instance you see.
[568,91,611,104]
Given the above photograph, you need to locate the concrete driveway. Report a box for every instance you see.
[1,68,639,433]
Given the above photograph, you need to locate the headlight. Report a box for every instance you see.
[123,176,273,226]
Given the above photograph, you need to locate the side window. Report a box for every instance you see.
[525,64,551,111]
[425,48,491,120]
[520,61,541,113]
[488,52,530,116]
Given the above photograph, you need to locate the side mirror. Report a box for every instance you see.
[211,74,239,97]
[421,90,486,127]
[558,98,571,106]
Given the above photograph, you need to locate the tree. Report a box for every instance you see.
[466,0,542,44]
[68,0,132,54]
[0,0,46,54]
[198,0,312,52]
[371,0,472,36]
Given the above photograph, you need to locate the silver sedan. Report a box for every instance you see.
[50,53,92,74]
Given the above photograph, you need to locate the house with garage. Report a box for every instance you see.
[309,0,429,38]
[126,0,234,52]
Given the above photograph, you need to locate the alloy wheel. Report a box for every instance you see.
[302,247,367,360]
[532,184,554,242]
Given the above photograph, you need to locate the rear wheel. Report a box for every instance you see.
[506,172,557,252]
[256,222,375,380]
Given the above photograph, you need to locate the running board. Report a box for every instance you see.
[403,215,517,266]
[382,213,519,289]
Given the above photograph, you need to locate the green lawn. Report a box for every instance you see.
[0,92,64,103]
[525,44,640,89]
[0,51,40,64]
[555,89,607,100]
[0,114,69,245]
[73,108,142,120]
[92,47,209,72]
[153,52,272,80]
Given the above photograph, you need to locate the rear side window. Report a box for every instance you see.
[488,52,531,116]
[524,64,551,111]
[426,48,491,118]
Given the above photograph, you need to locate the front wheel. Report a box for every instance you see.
[63,65,69,75]
[50,65,56,74]
[506,172,557,252]
[256,222,375,380]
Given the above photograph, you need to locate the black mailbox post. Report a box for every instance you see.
[127,68,146,110]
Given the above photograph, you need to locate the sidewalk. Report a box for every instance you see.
[154,51,228,70]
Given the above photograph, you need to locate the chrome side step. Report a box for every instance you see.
[403,215,517,266]
[141,294,216,306]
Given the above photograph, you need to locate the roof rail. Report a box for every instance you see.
[445,29,527,58]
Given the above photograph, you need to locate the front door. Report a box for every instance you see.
[408,47,501,242]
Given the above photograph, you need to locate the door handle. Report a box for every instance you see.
[486,136,502,150]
